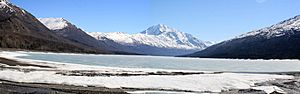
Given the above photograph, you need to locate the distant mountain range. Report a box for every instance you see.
[185,15,300,59]
[0,0,212,56]
[3,0,300,59]
[88,24,212,56]
[38,18,212,56]
[38,18,140,55]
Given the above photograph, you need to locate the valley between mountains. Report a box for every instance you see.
[2,0,300,94]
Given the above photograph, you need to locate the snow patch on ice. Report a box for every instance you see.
[0,51,29,58]
[0,51,294,93]
[0,70,292,93]
[251,86,285,94]
[122,90,201,94]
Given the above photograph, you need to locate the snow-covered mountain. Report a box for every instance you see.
[38,18,141,55]
[88,24,212,56]
[236,15,300,39]
[38,18,116,53]
[185,15,300,59]
[38,18,70,30]
[38,18,99,47]
[38,18,212,56]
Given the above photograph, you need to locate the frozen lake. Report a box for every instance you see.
[0,51,296,93]
[18,52,300,72]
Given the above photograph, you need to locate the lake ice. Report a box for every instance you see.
[0,51,297,93]
[17,51,300,72]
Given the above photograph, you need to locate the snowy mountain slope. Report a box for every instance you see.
[88,24,212,56]
[38,18,69,30]
[38,18,139,55]
[38,18,103,48]
[185,15,300,59]
[89,24,211,49]
[0,0,12,10]
[0,0,15,21]
[236,15,300,39]
[38,18,212,56]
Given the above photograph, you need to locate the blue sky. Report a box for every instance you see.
[10,0,300,42]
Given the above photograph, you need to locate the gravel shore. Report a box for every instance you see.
[0,78,128,94]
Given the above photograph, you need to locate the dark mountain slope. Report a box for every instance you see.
[185,15,300,59]
[38,18,103,48]
[38,18,138,55]
[0,1,108,53]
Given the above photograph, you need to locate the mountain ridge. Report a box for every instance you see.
[0,0,107,54]
[184,15,300,59]
[88,24,213,56]
[38,18,141,55]
[236,15,300,39]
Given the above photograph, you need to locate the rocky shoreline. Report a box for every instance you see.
[0,79,128,94]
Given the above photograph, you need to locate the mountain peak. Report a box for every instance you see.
[38,18,70,30]
[140,24,179,35]
[156,24,169,28]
